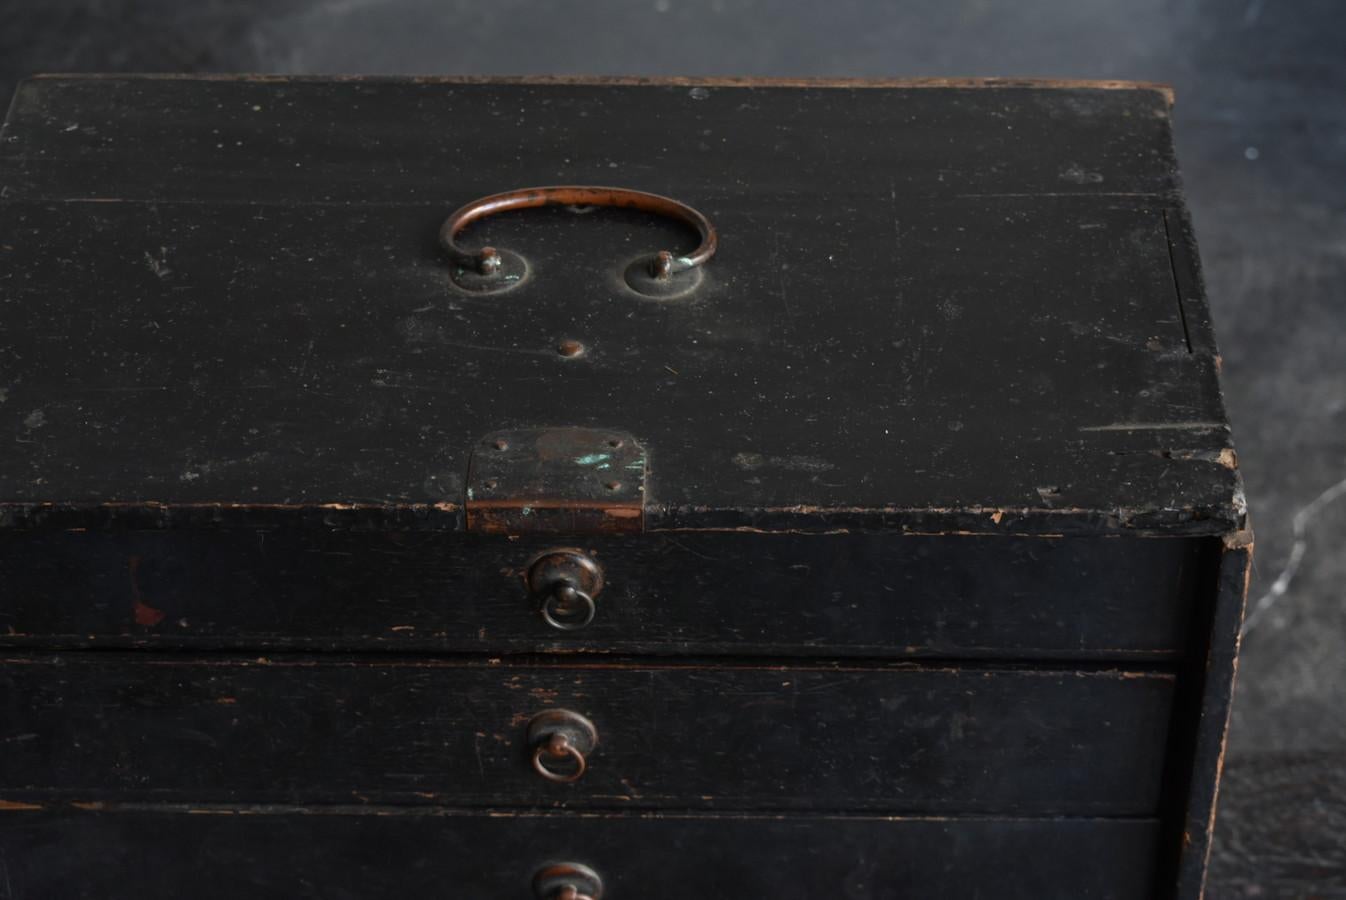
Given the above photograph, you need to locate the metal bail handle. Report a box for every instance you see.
[439,185,718,280]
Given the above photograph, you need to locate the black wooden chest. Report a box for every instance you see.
[0,75,1250,899]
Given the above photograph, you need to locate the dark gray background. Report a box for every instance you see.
[2,1,1343,895]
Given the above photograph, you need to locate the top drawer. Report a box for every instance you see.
[0,529,1210,659]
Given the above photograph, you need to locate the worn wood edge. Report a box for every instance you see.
[0,651,1177,678]
[0,500,1244,536]
[18,72,1176,104]
[1167,539,1252,899]
[0,633,1188,661]
[0,798,1164,824]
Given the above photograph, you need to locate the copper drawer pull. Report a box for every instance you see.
[541,584,596,632]
[527,709,598,784]
[440,185,717,296]
[527,549,604,633]
[534,862,604,900]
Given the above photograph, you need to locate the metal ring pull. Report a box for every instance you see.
[540,583,597,631]
[534,863,604,900]
[532,732,587,783]
[440,185,717,297]
[527,549,604,632]
[551,888,594,900]
[527,709,598,785]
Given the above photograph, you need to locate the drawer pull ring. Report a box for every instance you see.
[527,549,604,632]
[541,584,597,632]
[534,862,604,900]
[533,732,587,784]
[527,709,599,785]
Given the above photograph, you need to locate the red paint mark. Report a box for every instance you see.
[127,556,166,627]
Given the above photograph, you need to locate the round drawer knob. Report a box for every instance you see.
[527,709,598,784]
[527,549,604,632]
[534,862,603,900]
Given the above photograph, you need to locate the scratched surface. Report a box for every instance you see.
[0,78,1241,536]
[0,1,1341,896]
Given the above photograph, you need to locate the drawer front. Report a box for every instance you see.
[0,530,1210,659]
[0,654,1173,815]
[0,806,1161,899]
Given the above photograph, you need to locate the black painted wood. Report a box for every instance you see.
[1,77,1181,204]
[0,530,1212,659]
[1171,538,1252,898]
[0,654,1173,815]
[0,806,1163,900]
[0,77,1244,537]
[0,76,1250,899]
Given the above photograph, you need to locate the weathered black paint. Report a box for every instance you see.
[0,530,1210,658]
[0,76,1249,899]
[0,806,1162,899]
[0,76,1242,537]
[0,653,1174,814]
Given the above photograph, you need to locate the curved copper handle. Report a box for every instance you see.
[439,185,717,280]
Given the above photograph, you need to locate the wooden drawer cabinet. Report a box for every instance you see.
[0,76,1249,898]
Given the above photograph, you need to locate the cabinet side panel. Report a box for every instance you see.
[1170,536,1251,898]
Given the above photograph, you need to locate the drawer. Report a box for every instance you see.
[0,530,1212,659]
[0,654,1173,815]
[0,806,1161,899]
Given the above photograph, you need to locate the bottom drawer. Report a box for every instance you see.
[0,806,1161,899]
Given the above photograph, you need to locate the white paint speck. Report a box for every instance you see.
[1245,146,1260,161]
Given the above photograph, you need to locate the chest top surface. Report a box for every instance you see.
[0,75,1244,535]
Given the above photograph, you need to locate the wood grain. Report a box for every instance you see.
[0,805,1164,899]
[0,653,1175,815]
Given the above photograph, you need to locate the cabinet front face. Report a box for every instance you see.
[0,531,1213,660]
[0,807,1162,900]
[0,654,1172,816]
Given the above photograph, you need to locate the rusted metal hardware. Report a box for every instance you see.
[465,428,647,534]
[533,863,604,900]
[526,710,598,785]
[527,549,604,631]
[439,185,717,294]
